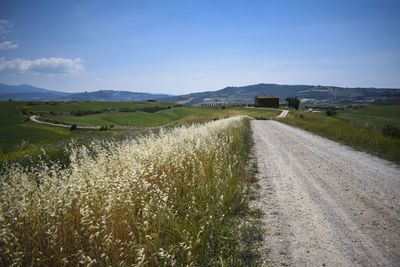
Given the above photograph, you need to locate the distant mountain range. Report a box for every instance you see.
[0,84,172,102]
[0,84,70,101]
[58,90,172,102]
[160,83,400,105]
[1,83,399,105]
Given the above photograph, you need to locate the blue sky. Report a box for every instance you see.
[0,0,399,94]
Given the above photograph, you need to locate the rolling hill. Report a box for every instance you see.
[0,84,172,102]
[160,83,400,105]
[58,90,171,102]
[1,83,399,105]
[0,84,70,101]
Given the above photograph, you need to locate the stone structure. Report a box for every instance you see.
[255,95,279,108]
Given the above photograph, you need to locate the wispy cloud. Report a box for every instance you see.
[0,20,18,50]
[0,20,12,39]
[0,57,84,74]
[0,41,18,50]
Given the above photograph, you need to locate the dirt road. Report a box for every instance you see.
[30,115,98,129]
[277,110,289,118]
[251,120,400,266]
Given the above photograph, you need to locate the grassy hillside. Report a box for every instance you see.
[176,107,281,123]
[46,106,281,127]
[0,101,71,149]
[28,100,175,113]
[0,101,113,162]
[0,101,280,162]
[0,101,178,151]
[57,90,172,102]
[336,105,400,130]
[279,106,400,164]
[48,107,205,127]
[162,84,308,105]
[161,83,400,106]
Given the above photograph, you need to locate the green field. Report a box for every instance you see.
[0,101,113,162]
[0,101,178,160]
[28,100,175,113]
[279,105,400,164]
[0,101,280,162]
[336,105,400,130]
[4,99,399,166]
[176,107,281,123]
[0,101,70,151]
[48,107,206,127]
[47,107,280,127]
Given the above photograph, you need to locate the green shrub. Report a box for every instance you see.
[70,124,77,131]
[382,124,400,139]
[325,109,336,116]
[99,125,108,131]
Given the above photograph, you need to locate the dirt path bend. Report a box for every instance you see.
[30,115,98,129]
[251,120,400,266]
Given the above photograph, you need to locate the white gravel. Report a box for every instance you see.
[277,110,289,118]
[251,120,400,266]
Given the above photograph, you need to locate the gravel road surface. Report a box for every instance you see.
[277,110,289,118]
[251,120,400,266]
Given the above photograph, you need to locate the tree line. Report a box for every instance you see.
[285,96,300,109]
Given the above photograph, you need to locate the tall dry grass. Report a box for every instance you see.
[0,117,251,266]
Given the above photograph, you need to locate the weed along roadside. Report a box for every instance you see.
[251,120,400,266]
[0,116,264,266]
[277,109,400,165]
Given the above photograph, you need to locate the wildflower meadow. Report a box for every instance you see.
[1,116,252,266]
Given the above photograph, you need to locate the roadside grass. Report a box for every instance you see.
[336,105,400,131]
[279,111,400,164]
[176,107,281,123]
[238,132,266,266]
[47,107,206,127]
[1,117,259,266]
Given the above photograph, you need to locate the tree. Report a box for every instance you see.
[285,96,300,110]
[21,106,31,115]
[325,109,336,117]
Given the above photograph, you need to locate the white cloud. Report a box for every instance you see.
[0,57,84,74]
[0,20,18,50]
[0,41,18,50]
[0,20,12,39]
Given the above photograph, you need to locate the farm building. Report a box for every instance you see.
[255,95,279,108]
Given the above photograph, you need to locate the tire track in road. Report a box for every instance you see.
[252,120,400,266]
